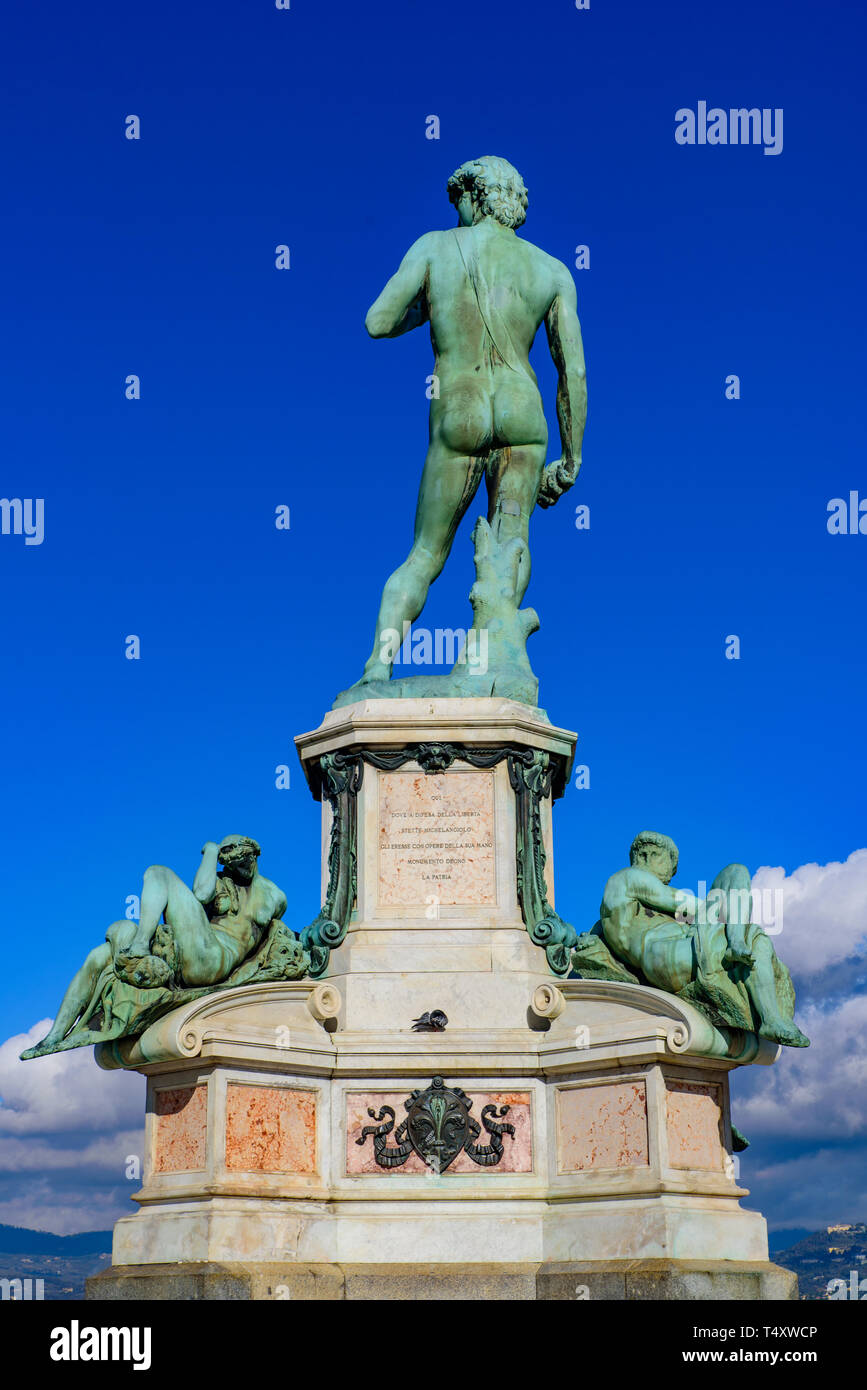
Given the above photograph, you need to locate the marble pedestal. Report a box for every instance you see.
[88,699,796,1301]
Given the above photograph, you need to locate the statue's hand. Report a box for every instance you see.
[537,455,581,509]
[724,926,753,969]
[201,840,220,856]
[723,945,754,984]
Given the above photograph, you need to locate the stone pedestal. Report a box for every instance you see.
[88,699,796,1301]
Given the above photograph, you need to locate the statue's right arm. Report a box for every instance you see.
[365,235,432,339]
[193,841,219,904]
[631,868,696,920]
[544,265,587,470]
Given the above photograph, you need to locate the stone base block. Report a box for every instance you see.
[537,1259,798,1301]
[87,1258,796,1301]
[86,1262,345,1302]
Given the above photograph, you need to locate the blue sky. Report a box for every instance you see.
[1,0,865,1235]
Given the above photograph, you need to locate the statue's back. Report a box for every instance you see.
[427,224,559,372]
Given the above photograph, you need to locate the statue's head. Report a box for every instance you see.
[218,834,261,882]
[629,831,679,883]
[447,156,528,230]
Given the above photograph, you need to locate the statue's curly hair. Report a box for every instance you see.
[218,835,261,860]
[630,830,679,874]
[447,156,528,230]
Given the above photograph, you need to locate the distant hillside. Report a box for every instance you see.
[0,1225,112,1299]
[768,1227,814,1254]
[0,1223,112,1255]
[775,1223,867,1300]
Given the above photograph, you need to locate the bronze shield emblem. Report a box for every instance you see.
[405,1075,471,1173]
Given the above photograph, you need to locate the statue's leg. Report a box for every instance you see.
[358,441,485,682]
[485,443,547,604]
[710,863,753,960]
[744,934,810,1047]
[699,876,808,1046]
[125,866,226,985]
[125,864,182,957]
[37,941,112,1047]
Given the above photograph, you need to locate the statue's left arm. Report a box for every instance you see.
[539,267,587,508]
[365,235,432,339]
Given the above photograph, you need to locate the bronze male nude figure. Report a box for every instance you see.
[346,155,587,695]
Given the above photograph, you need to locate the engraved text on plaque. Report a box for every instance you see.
[378,769,496,906]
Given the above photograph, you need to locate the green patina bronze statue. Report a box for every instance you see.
[334,155,587,708]
[572,831,809,1047]
[21,836,309,1058]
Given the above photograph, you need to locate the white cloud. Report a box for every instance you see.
[0,1021,144,1137]
[701,853,867,1234]
[734,992,867,1141]
[0,1174,130,1237]
[0,1022,145,1235]
[752,849,867,977]
[732,852,867,1156]
[0,1131,144,1174]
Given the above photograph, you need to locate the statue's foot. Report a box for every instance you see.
[20,1036,60,1059]
[333,668,395,709]
[345,675,379,695]
[121,937,152,960]
[21,1028,99,1058]
[759,1018,810,1048]
[357,661,394,688]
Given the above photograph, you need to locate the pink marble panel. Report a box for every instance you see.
[346,1090,532,1174]
[666,1079,723,1170]
[154,1084,207,1173]
[378,770,496,906]
[558,1081,649,1171]
[225,1084,316,1174]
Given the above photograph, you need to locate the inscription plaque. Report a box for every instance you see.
[378,769,495,906]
